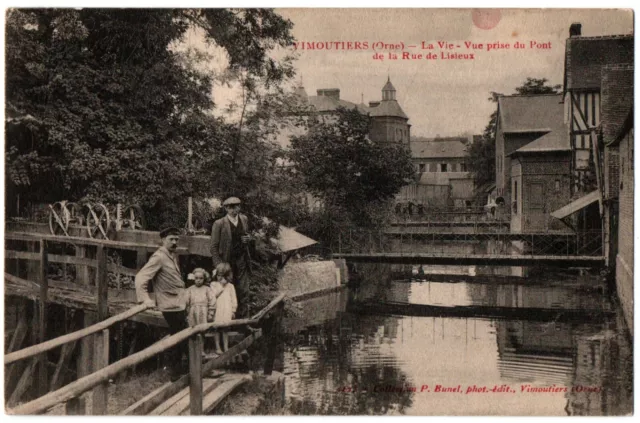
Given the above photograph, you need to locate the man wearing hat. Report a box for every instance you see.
[210,197,252,316]
[135,227,187,380]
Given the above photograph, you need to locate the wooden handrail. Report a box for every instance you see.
[4,304,150,365]
[5,231,187,253]
[9,294,286,415]
[4,250,139,276]
[250,293,286,321]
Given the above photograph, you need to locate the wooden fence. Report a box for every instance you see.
[6,294,285,415]
[4,232,286,414]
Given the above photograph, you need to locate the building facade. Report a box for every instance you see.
[402,136,475,207]
[494,93,571,232]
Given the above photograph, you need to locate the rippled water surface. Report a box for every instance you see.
[281,269,633,415]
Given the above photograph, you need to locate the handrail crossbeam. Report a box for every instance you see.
[4,304,149,365]
[8,293,287,415]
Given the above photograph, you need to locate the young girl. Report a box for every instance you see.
[185,268,215,327]
[210,262,237,354]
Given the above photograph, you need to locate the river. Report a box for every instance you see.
[280,264,633,416]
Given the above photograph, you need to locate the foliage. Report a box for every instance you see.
[5,8,296,229]
[467,77,562,188]
[289,107,415,236]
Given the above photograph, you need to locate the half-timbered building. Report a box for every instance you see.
[550,23,633,230]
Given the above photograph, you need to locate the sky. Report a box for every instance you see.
[270,9,633,137]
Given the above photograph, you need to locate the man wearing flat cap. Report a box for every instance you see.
[135,227,187,380]
[210,197,252,316]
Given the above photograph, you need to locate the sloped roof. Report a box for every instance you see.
[410,137,468,158]
[382,78,396,91]
[564,35,633,91]
[294,86,309,104]
[511,129,570,155]
[369,100,408,119]
[497,94,564,133]
[307,95,370,113]
[601,64,634,145]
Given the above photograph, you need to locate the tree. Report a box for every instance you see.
[467,78,562,188]
[5,8,295,227]
[289,107,415,235]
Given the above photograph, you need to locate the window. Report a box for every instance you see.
[440,163,448,172]
[450,163,458,172]
[555,180,561,192]
[460,163,467,172]
[513,181,518,214]
[419,163,426,173]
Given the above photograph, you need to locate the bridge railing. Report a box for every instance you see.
[330,229,604,257]
[390,206,511,224]
[7,293,286,415]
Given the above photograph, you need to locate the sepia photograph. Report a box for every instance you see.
[2,6,635,416]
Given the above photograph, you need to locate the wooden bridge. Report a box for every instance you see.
[4,231,287,415]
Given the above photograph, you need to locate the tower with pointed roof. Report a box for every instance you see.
[369,77,411,145]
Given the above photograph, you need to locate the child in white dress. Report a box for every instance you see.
[210,262,237,354]
[185,268,215,327]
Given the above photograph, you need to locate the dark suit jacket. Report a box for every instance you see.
[210,214,249,266]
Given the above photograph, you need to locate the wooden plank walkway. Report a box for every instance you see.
[332,252,605,267]
[123,373,251,415]
[349,301,614,322]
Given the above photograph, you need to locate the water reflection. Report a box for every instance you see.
[282,269,632,415]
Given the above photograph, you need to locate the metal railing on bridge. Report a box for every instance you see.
[330,229,604,257]
[391,206,511,224]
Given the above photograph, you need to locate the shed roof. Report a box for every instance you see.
[510,129,570,155]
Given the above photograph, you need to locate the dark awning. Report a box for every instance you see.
[551,190,600,220]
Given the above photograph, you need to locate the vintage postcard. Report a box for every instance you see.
[3,7,634,416]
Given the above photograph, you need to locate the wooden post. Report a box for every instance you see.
[116,203,123,231]
[76,245,90,286]
[96,245,108,321]
[66,310,95,415]
[37,239,49,397]
[91,329,110,415]
[264,303,284,376]
[188,334,203,415]
[187,197,194,232]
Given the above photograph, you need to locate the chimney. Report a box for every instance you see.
[570,23,582,37]
[369,101,380,108]
[316,89,340,100]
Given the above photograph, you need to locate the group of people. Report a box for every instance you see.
[134,196,253,380]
